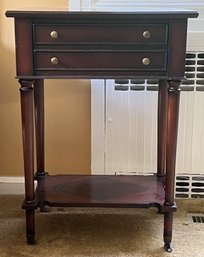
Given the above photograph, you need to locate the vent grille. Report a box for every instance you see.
[114,52,204,91]
[176,175,204,199]
[192,216,204,223]
[187,213,204,224]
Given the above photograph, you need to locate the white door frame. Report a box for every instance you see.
[69,0,93,11]
[91,80,106,174]
[69,0,80,10]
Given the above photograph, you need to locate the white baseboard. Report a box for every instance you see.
[0,176,24,195]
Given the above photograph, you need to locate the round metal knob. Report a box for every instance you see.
[51,57,59,65]
[142,58,151,66]
[50,31,59,39]
[143,31,151,39]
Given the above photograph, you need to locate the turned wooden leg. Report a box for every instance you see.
[157,80,168,177]
[34,79,45,178]
[34,79,48,212]
[164,80,181,252]
[19,79,36,244]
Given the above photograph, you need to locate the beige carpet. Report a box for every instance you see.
[0,195,204,257]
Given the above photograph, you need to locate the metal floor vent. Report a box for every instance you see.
[187,213,204,224]
[192,216,204,223]
[114,51,204,92]
[176,174,204,199]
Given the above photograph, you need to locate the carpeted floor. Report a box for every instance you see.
[0,195,204,257]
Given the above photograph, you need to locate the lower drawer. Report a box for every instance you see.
[34,51,167,71]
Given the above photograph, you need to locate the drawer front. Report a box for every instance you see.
[34,51,167,71]
[34,24,168,45]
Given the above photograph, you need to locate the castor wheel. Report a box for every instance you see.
[164,243,172,253]
[40,205,50,212]
[27,234,36,245]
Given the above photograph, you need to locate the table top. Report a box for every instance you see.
[6,9,199,19]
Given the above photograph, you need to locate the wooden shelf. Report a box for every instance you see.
[36,174,165,210]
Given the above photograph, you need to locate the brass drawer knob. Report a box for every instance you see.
[142,58,151,66]
[143,31,151,39]
[51,57,59,65]
[50,31,59,39]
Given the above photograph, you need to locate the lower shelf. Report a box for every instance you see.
[35,174,166,211]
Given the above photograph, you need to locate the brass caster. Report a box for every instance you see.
[40,205,50,212]
[164,243,172,253]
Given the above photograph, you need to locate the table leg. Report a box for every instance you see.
[34,79,45,177]
[164,212,173,252]
[157,80,168,176]
[163,80,181,252]
[19,79,36,244]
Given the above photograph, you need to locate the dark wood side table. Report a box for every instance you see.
[6,9,198,252]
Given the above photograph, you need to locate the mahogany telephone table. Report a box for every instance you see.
[6,9,198,252]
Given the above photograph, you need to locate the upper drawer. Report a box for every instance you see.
[33,24,168,45]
